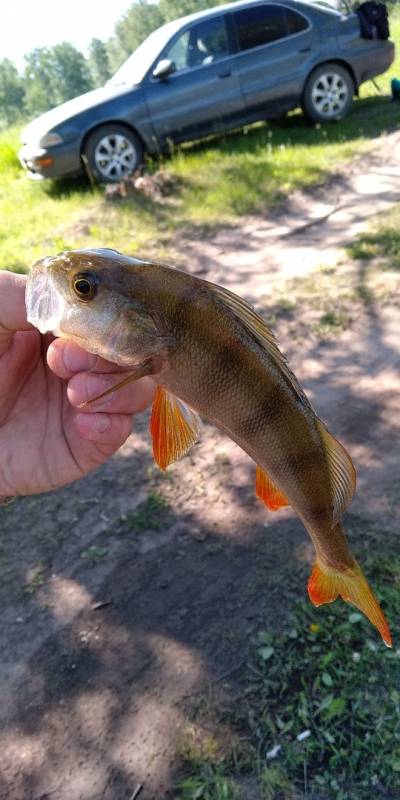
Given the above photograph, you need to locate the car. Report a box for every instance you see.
[19,0,394,183]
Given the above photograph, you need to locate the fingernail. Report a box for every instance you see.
[63,343,96,372]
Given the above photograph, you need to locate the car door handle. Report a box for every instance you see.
[299,47,311,53]
[218,71,231,78]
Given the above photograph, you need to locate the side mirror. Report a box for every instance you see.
[152,59,175,80]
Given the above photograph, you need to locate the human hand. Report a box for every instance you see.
[0,271,154,497]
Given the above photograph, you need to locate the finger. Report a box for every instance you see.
[73,411,133,452]
[0,273,31,355]
[67,372,155,413]
[47,339,130,380]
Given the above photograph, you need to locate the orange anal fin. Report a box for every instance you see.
[255,465,289,511]
[308,560,392,648]
[150,386,201,470]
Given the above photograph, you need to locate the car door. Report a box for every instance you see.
[143,15,246,144]
[231,3,315,115]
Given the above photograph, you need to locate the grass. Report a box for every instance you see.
[175,529,400,800]
[257,220,400,341]
[80,544,108,564]
[124,490,171,533]
[347,204,400,271]
[0,9,399,271]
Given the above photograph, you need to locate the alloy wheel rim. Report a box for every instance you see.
[311,73,348,119]
[94,133,137,180]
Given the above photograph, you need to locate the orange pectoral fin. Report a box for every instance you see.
[308,560,392,648]
[150,386,201,470]
[255,465,289,511]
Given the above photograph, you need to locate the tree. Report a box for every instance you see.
[108,0,241,73]
[0,59,25,124]
[113,0,164,62]
[89,38,111,87]
[24,43,93,117]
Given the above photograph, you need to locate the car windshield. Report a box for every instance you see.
[108,21,181,85]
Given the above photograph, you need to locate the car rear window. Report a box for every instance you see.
[233,4,288,50]
[284,8,309,34]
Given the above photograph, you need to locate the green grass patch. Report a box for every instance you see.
[176,530,400,799]
[1,12,399,271]
[259,233,400,341]
[80,544,108,564]
[124,490,171,533]
[347,204,400,271]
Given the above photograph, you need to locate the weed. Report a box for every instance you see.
[260,766,292,799]
[176,531,400,800]
[347,204,400,272]
[125,490,171,532]
[80,544,108,564]
[23,564,45,593]
[313,310,349,336]
[178,764,242,800]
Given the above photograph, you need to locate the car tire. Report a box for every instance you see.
[83,124,144,183]
[302,63,354,123]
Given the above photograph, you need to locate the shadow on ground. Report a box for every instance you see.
[0,260,399,799]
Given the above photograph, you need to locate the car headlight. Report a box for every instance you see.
[38,132,64,148]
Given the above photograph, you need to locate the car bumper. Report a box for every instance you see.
[357,40,395,85]
[19,142,82,179]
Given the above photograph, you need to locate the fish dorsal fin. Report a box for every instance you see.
[316,420,356,523]
[255,466,290,511]
[150,386,201,470]
[209,283,310,407]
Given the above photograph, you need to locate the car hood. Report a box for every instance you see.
[21,84,139,143]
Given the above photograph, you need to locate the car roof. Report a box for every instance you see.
[161,0,340,33]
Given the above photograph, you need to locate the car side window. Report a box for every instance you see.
[164,16,229,72]
[284,8,309,35]
[233,4,288,51]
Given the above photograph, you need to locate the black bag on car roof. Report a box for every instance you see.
[356,1,390,40]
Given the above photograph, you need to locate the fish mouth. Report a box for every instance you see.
[25,262,67,335]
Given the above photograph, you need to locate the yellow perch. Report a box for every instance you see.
[26,249,392,646]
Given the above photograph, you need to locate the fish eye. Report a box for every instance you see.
[73,273,97,301]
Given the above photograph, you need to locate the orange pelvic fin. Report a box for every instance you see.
[308,559,392,648]
[255,465,289,511]
[150,386,201,470]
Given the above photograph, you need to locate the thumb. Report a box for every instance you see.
[0,272,32,356]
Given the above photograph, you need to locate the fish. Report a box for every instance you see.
[26,248,392,647]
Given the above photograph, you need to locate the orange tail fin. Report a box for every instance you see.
[308,560,392,648]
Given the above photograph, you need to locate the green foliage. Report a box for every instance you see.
[125,491,170,532]
[0,127,21,175]
[112,0,164,64]
[178,764,241,800]
[23,43,93,116]
[80,544,108,564]
[347,205,400,271]
[0,59,25,125]
[110,0,239,67]
[88,38,111,87]
[176,538,400,800]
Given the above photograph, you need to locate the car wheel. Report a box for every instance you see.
[302,63,354,123]
[83,124,144,183]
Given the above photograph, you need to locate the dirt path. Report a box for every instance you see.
[0,129,399,800]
